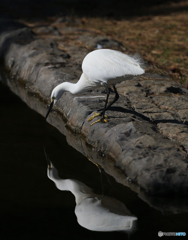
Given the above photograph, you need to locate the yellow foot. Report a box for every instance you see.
[90,117,108,126]
[88,112,108,126]
[87,112,100,121]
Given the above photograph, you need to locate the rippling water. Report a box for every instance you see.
[1,82,188,239]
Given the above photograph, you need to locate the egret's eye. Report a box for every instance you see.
[51,96,55,102]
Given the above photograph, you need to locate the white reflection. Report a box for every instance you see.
[47,162,137,232]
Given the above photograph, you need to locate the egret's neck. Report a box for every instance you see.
[48,169,93,204]
[58,74,95,96]
[55,82,75,97]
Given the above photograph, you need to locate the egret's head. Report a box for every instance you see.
[50,85,64,104]
[45,85,64,120]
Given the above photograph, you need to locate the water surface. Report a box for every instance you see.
[0,82,188,239]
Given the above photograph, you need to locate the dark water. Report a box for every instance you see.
[1,81,188,240]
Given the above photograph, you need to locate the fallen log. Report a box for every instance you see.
[1,20,188,197]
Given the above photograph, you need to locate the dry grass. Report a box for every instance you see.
[62,10,188,86]
[23,1,188,86]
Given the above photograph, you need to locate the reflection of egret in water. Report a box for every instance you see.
[45,154,137,232]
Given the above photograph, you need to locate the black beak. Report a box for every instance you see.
[45,100,54,120]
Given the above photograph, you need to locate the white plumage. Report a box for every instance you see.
[47,162,137,232]
[82,49,144,85]
[46,49,145,121]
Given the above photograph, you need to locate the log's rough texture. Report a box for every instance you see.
[1,20,188,196]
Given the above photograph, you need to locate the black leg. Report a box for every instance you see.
[101,85,119,115]
[87,85,119,125]
[101,83,111,118]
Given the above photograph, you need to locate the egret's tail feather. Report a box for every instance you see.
[131,52,145,67]
[131,52,145,75]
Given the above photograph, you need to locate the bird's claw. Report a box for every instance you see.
[87,112,100,121]
[88,112,108,126]
[90,117,108,126]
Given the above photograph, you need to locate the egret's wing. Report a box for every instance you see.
[82,49,145,83]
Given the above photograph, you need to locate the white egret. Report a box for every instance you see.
[46,161,137,232]
[46,49,145,124]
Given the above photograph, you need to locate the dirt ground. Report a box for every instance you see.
[79,13,188,84]
[49,1,188,86]
[1,0,188,85]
